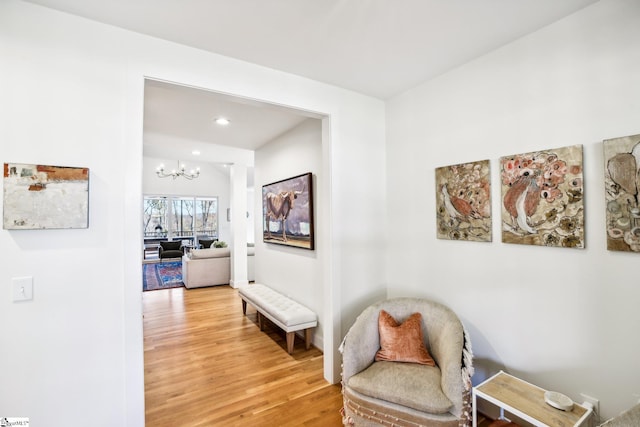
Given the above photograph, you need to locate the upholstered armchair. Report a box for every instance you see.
[340,298,473,427]
[158,240,183,259]
[599,403,640,426]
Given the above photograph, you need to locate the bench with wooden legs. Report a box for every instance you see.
[238,284,317,354]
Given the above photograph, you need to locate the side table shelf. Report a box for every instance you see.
[472,371,593,427]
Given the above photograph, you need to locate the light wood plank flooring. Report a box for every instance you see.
[143,285,343,426]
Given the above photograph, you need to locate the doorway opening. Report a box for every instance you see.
[139,78,334,418]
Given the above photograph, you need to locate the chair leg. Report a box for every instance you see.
[241,300,247,315]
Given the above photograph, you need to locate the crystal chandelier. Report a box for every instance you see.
[156,161,200,180]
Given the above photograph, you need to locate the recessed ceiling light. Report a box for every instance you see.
[192,150,201,156]
[215,117,230,126]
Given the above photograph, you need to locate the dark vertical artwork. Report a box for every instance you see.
[262,172,314,250]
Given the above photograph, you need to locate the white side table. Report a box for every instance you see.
[472,371,593,427]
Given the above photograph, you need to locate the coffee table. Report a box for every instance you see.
[472,371,593,427]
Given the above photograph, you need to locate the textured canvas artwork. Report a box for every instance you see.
[604,133,640,252]
[436,160,491,242]
[3,163,89,229]
[500,145,584,248]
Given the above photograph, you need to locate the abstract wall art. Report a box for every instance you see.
[3,163,89,230]
[604,133,640,252]
[262,172,314,250]
[435,160,492,242]
[500,145,584,248]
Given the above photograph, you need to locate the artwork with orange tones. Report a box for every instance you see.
[604,133,640,252]
[500,145,584,248]
[3,163,89,229]
[436,160,491,242]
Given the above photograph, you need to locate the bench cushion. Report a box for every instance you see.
[238,284,316,327]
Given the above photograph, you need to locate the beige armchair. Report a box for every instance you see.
[340,298,473,427]
[599,403,640,426]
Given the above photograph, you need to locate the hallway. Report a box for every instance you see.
[143,285,342,426]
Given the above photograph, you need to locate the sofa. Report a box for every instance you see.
[182,246,255,289]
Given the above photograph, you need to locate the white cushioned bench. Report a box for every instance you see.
[238,284,317,354]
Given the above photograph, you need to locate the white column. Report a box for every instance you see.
[229,164,248,288]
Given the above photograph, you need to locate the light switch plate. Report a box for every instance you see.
[12,276,33,302]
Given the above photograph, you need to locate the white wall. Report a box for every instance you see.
[0,1,386,425]
[142,155,231,242]
[386,0,640,421]
[255,119,325,348]
[247,187,255,244]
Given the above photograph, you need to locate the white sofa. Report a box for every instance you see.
[182,246,255,289]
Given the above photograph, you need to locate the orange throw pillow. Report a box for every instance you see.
[375,310,435,366]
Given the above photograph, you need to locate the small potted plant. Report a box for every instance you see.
[213,241,227,248]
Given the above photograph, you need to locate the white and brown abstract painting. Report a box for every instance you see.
[436,160,491,242]
[604,133,640,252]
[3,163,89,229]
[500,145,584,248]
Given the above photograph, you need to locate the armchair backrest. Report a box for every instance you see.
[159,240,182,251]
[198,239,216,249]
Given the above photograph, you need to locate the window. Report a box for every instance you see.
[143,195,218,241]
[171,197,195,238]
[194,198,218,238]
[143,197,168,238]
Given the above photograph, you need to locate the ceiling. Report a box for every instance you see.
[144,79,316,152]
[24,0,598,99]
[23,0,599,154]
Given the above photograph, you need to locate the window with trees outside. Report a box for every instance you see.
[143,195,218,244]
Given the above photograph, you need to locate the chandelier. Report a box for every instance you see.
[156,161,200,180]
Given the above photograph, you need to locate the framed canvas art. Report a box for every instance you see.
[500,145,584,248]
[604,133,640,252]
[3,163,89,230]
[262,172,314,250]
[435,160,491,242]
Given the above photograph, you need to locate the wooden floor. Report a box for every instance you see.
[143,285,343,427]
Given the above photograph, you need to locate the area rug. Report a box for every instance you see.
[143,261,184,291]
